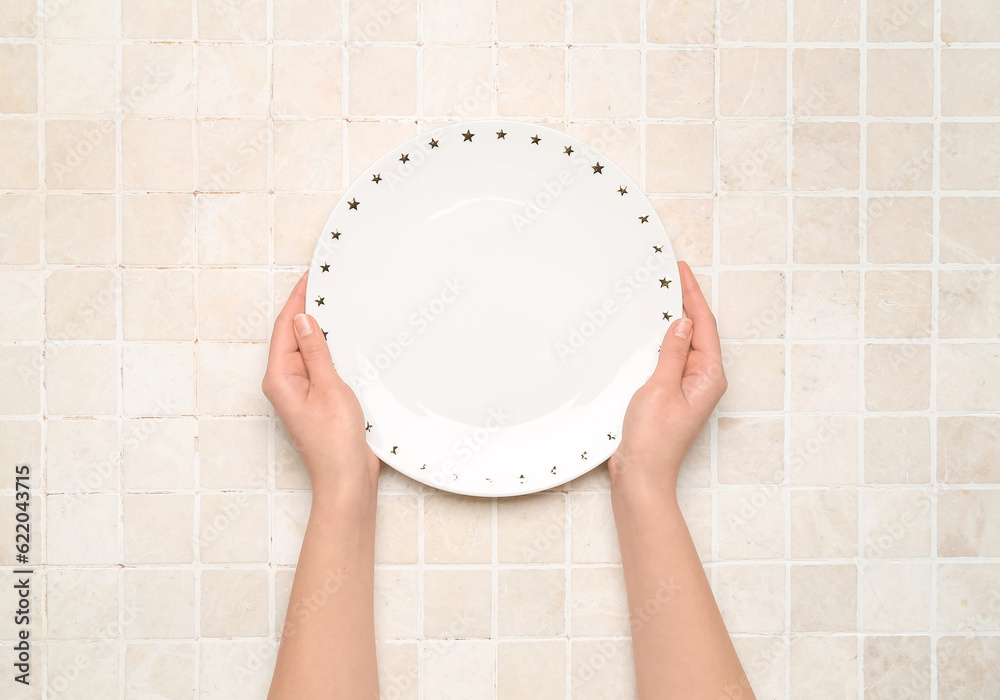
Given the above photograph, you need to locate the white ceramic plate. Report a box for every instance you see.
[306,120,682,497]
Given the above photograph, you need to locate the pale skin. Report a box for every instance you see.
[264,262,754,700]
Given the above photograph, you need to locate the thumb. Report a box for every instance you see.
[293,313,339,386]
[652,317,693,382]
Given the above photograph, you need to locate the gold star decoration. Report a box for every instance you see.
[496,129,507,139]
[653,245,663,253]
[564,146,573,156]
[618,186,628,196]
[348,198,360,210]
[372,174,382,184]
[420,464,426,470]
[663,312,673,321]
[399,153,410,163]
[320,263,330,272]
[331,230,341,239]
[608,433,616,440]
[315,296,325,306]
[592,162,604,174]
[660,278,671,288]
[551,466,557,474]
[429,138,439,148]
[365,421,372,432]
[639,215,649,223]
[390,445,398,454]
[322,329,328,339]
[531,135,541,144]
[462,130,474,142]
[581,451,588,460]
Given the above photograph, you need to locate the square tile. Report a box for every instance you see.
[198,418,268,489]
[720,0,786,40]
[375,569,419,639]
[868,0,933,41]
[274,0,341,39]
[715,564,785,633]
[939,270,1000,338]
[272,46,342,117]
[275,194,338,265]
[0,121,37,188]
[793,123,861,191]
[718,343,785,412]
[45,0,116,38]
[790,637,857,697]
[942,0,1000,42]
[124,569,195,638]
[499,569,565,636]
[865,270,932,338]
[864,489,932,557]
[866,196,933,264]
[197,120,268,192]
[647,49,714,119]
[201,568,269,637]
[791,343,858,411]
[719,121,787,191]
[122,119,193,191]
[0,270,41,340]
[862,561,932,632]
[197,0,266,40]
[0,44,36,113]
[348,47,417,116]
[867,123,934,191]
[938,490,1000,557]
[423,569,491,638]
[124,643,196,698]
[423,640,493,699]
[938,564,1000,631]
[47,642,119,699]
[864,416,931,484]
[197,45,268,117]
[43,44,116,115]
[123,343,197,416]
[123,418,196,489]
[646,124,714,193]
[789,414,859,484]
[423,0,491,43]
[124,494,195,564]
[0,0,36,37]
[45,268,117,340]
[46,418,119,491]
[654,198,713,267]
[197,342,269,415]
[122,194,196,265]
[718,417,784,484]
[719,48,785,117]
[647,0,714,43]
[199,493,269,563]
[791,488,858,558]
[348,0,416,41]
[865,343,931,411]
[498,493,565,563]
[868,49,934,117]
[793,49,860,117]
[940,198,1000,263]
[793,196,860,262]
[941,123,1000,190]
[498,641,566,700]
[570,566,629,636]
[864,636,931,699]
[196,193,268,265]
[498,48,564,117]
[46,344,118,415]
[938,416,1000,484]
[45,120,115,189]
[718,195,787,265]
[790,270,860,339]
[122,269,195,341]
[795,0,860,41]
[423,47,492,118]
[122,0,192,38]
[374,494,419,564]
[273,120,342,191]
[197,269,269,341]
[46,493,119,564]
[717,270,786,339]
[0,346,39,414]
[47,569,118,639]
[571,48,640,118]
[423,494,491,563]
[498,0,564,41]
[791,564,857,632]
[718,488,785,559]
[45,194,115,264]
[0,195,41,264]
[569,491,620,563]
[574,0,639,42]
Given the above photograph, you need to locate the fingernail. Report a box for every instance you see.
[294,313,313,337]
[674,317,692,340]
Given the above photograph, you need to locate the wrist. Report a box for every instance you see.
[608,453,680,503]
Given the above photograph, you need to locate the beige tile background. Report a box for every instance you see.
[1,0,999,697]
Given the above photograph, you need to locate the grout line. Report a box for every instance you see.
[930,0,943,696]
[857,0,869,693]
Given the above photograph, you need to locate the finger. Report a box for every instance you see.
[677,261,722,358]
[293,312,339,387]
[652,316,694,383]
[267,272,308,369]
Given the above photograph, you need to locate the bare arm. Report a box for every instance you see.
[263,272,381,700]
[610,262,754,700]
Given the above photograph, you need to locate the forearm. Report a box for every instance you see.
[268,480,380,700]
[611,481,753,700]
